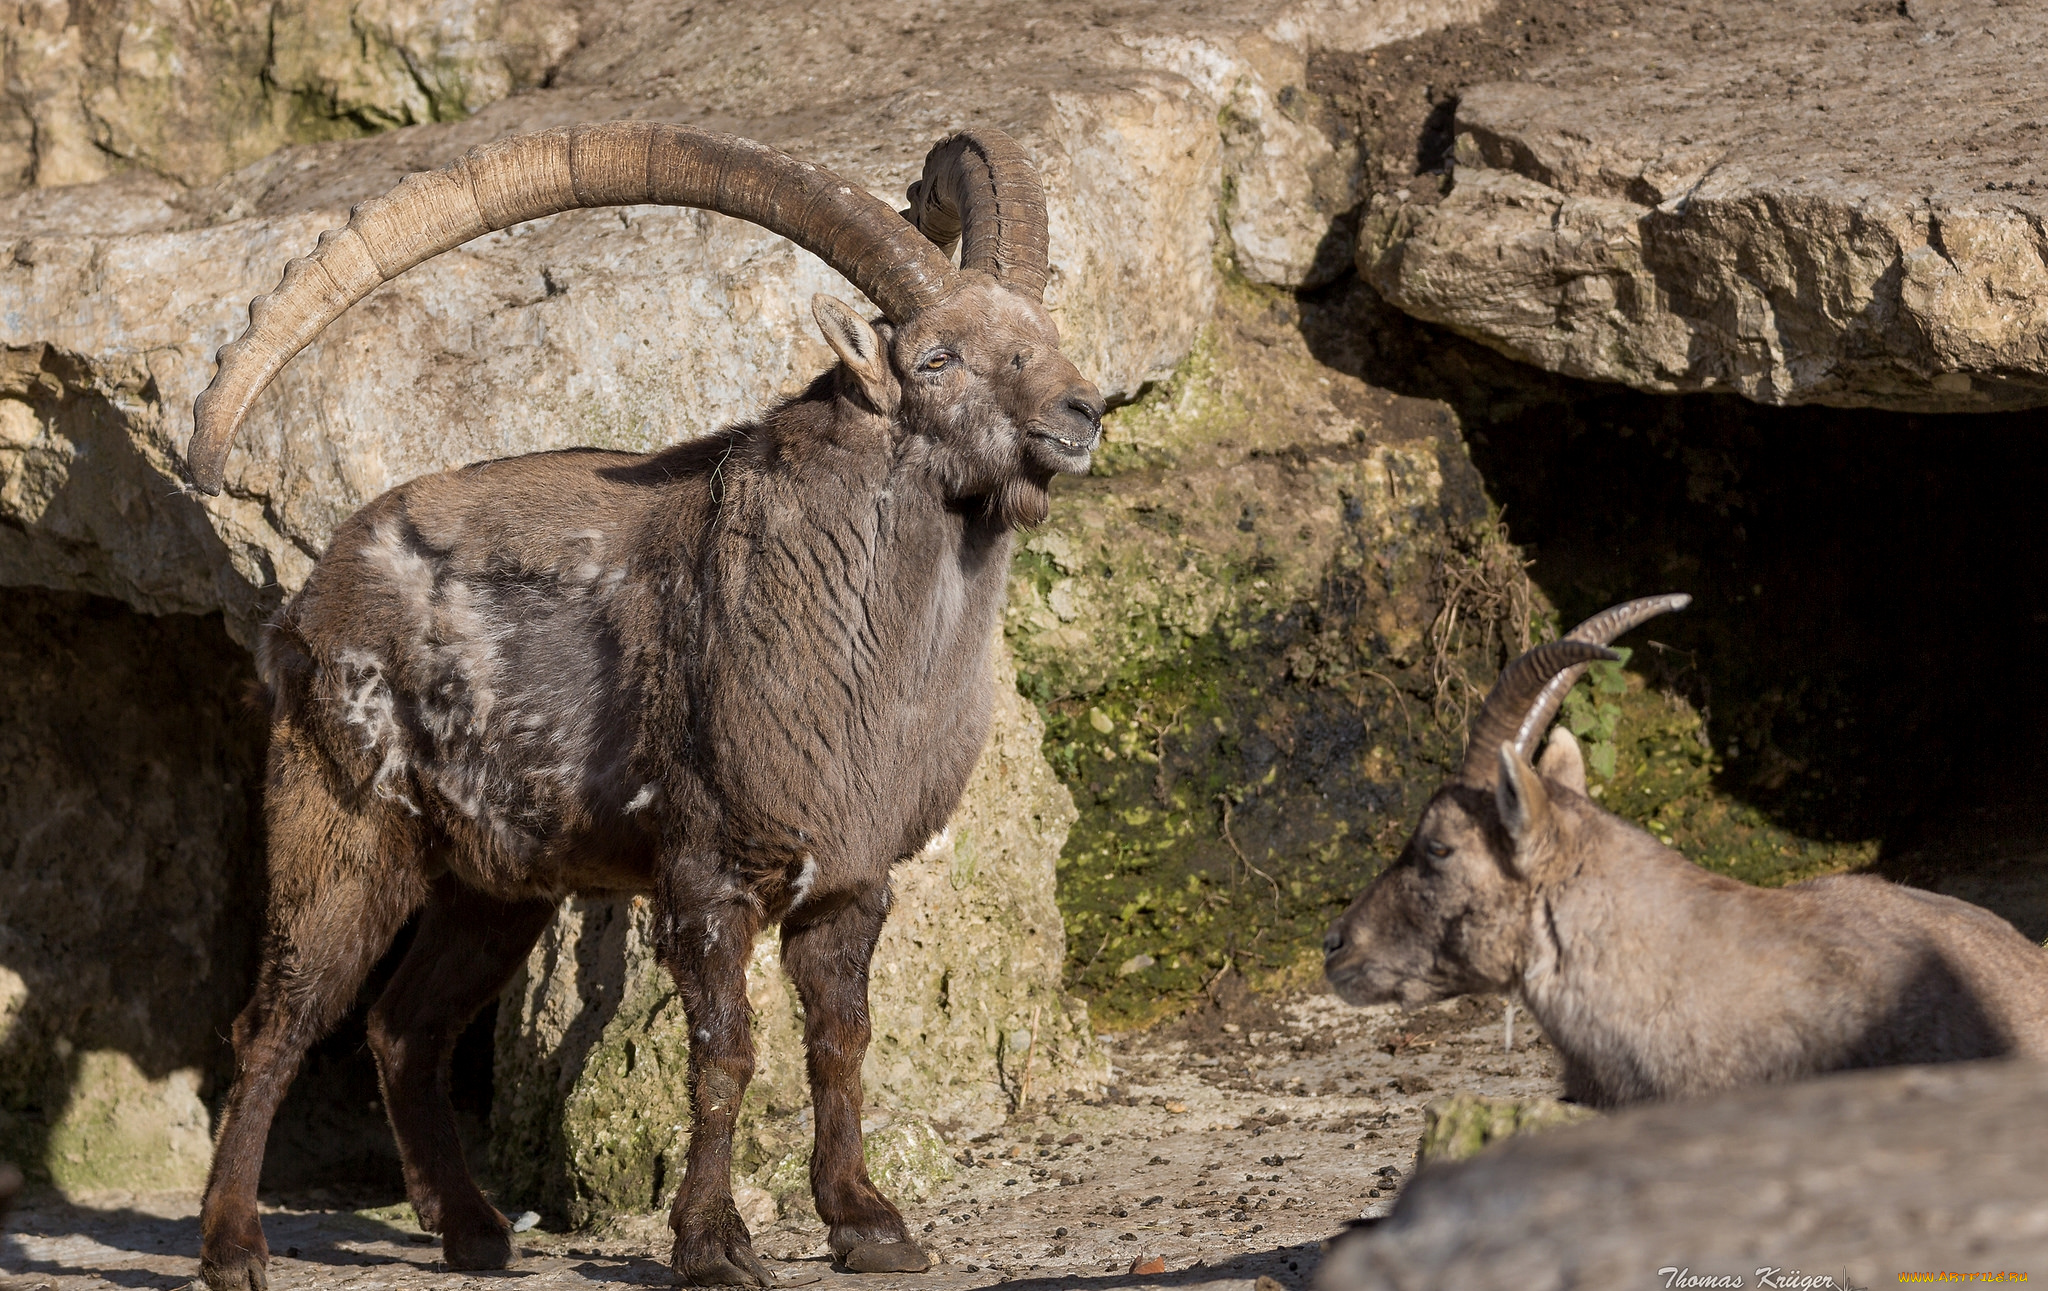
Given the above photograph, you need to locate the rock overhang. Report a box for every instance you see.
[1359,0,2048,414]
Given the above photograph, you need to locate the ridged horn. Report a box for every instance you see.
[1508,593,1693,764]
[1458,640,1621,785]
[904,129,1050,301]
[186,122,962,495]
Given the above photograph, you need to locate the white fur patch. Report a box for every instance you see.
[624,784,658,814]
[789,854,819,908]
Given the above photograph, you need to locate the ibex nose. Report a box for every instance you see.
[1065,385,1105,428]
[1063,384,1105,448]
[1323,925,1346,955]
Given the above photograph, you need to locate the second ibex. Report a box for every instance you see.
[184,123,1103,1290]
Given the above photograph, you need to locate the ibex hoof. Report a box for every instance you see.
[838,1241,930,1274]
[443,1223,514,1271]
[674,1241,775,1287]
[198,1254,270,1291]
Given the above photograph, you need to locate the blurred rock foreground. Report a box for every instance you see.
[1319,1060,2048,1288]
[0,0,1500,1201]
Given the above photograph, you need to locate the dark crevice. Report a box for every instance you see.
[1297,269,2048,938]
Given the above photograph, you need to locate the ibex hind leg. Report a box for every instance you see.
[782,889,927,1275]
[200,731,429,1291]
[367,875,557,1271]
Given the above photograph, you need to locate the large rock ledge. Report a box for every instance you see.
[0,0,1493,643]
[1320,1060,2048,1288]
[1360,0,2048,414]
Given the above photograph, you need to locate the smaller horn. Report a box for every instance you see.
[1459,640,1620,785]
[1508,593,1693,764]
[904,129,1049,300]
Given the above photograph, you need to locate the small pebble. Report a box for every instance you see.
[512,1211,541,1233]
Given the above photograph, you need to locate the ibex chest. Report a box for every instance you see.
[683,481,1011,867]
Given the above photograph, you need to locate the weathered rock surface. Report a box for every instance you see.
[0,589,265,1192]
[0,0,580,191]
[1361,0,2048,413]
[1319,1060,2048,1290]
[0,0,1494,642]
[488,644,1096,1221]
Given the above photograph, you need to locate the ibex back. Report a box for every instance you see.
[185,123,1102,1290]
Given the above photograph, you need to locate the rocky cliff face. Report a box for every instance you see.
[0,0,1494,646]
[0,0,580,191]
[0,0,1499,1200]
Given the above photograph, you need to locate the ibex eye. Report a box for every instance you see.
[1425,841,1452,860]
[922,351,954,371]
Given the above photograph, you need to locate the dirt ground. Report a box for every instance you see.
[0,990,1560,1291]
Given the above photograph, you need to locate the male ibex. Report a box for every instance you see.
[184,123,1103,1290]
[1324,596,2048,1108]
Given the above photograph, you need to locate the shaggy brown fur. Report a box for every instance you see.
[197,280,1101,1291]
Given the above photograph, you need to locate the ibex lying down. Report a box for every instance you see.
[184,123,1102,1290]
[1324,596,2048,1108]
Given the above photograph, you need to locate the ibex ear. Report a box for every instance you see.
[812,294,895,413]
[1538,727,1589,797]
[1494,742,1554,878]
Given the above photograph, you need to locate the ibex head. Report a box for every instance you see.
[1323,595,1691,1007]
[186,124,1100,526]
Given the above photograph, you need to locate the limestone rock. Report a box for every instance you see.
[0,0,579,192]
[489,642,1096,1222]
[1013,439,1462,701]
[1128,0,1494,288]
[1361,0,2048,413]
[1318,1060,2048,1290]
[0,0,1503,641]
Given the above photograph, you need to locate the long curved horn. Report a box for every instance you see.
[1507,593,1693,764]
[1458,640,1621,785]
[186,122,962,495]
[905,129,1050,301]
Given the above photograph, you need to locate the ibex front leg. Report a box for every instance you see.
[781,885,927,1273]
[661,876,773,1288]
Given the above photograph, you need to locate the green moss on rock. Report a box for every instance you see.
[1415,1093,1597,1168]
[1570,660,1877,887]
[1008,284,1514,1028]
